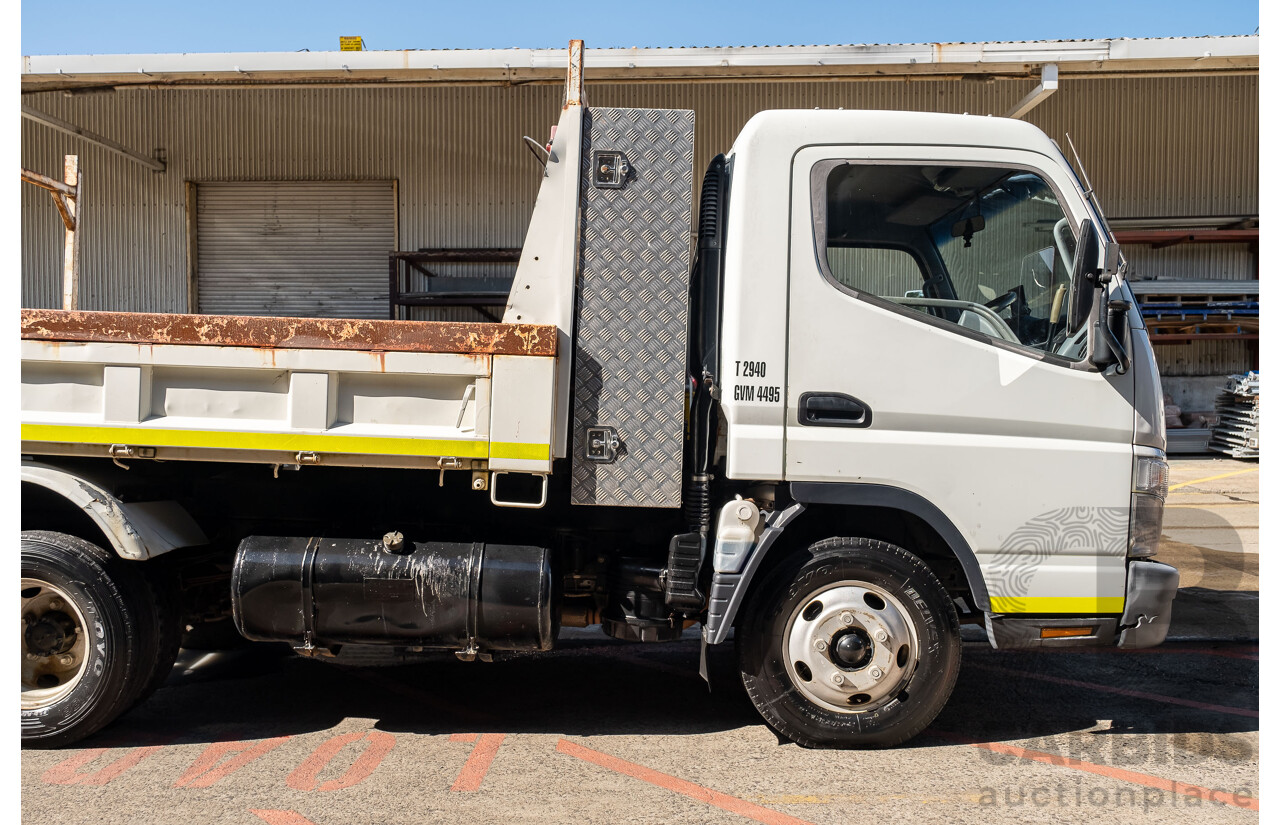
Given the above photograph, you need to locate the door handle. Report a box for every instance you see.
[798,392,872,428]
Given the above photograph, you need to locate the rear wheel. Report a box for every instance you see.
[21,531,162,747]
[737,537,961,748]
[133,565,183,705]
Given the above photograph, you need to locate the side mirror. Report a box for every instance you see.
[1072,220,1131,373]
[1067,219,1099,332]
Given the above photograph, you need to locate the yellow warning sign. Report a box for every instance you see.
[340,36,364,51]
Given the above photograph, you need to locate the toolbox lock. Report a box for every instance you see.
[585,426,621,463]
[592,151,630,189]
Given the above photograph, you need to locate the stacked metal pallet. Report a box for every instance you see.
[1208,372,1260,458]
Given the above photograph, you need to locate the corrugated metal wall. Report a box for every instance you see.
[22,73,1257,325]
[1155,339,1257,378]
[1122,243,1255,282]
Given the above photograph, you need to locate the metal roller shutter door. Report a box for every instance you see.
[196,181,395,318]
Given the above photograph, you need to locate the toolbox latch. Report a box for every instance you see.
[585,426,621,463]
[592,151,630,189]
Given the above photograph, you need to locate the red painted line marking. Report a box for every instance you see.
[970,663,1258,717]
[450,733,505,792]
[174,736,291,788]
[449,733,479,743]
[937,733,1258,811]
[556,739,816,825]
[42,745,164,786]
[286,731,396,792]
[249,810,318,825]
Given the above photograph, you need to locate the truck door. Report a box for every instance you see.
[784,146,1136,616]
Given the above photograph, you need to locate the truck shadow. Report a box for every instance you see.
[81,632,1257,751]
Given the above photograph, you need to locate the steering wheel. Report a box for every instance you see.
[984,289,1018,314]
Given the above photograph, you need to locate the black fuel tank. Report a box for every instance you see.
[231,536,554,653]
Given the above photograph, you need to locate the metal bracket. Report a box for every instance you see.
[489,472,549,509]
[294,451,320,465]
[438,456,463,487]
[108,444,155,470]
[585,426,620,463]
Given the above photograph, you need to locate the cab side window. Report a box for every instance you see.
[816,162,1081,359]
[826,247,926,297]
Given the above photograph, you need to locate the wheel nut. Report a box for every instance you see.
[48,599,63,610]
[25,653,40,661]
[814,639,828,652]
[869,667,884,680]
[831,673,845,685]
[874,629,888,642]
[840,611,854,625]
[58,654,74,667]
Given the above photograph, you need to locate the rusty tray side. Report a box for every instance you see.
[21,309,557,357]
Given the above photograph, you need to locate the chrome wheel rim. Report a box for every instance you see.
[783,580,920,713]
[21,578,90,709]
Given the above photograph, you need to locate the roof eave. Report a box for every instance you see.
[20,36,1260,93]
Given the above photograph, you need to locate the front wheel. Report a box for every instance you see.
[737,537,961,748]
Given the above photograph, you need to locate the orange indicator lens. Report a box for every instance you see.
[1040,627,1095,639]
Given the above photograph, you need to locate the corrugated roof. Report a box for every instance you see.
[22,35,1258,92]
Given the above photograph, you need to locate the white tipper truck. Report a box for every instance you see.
[20,42,1177,749]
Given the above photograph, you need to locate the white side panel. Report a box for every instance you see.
[718,129,791,480]
[488,355,556,473]
[22,339,493,465]
[21,361,103,423]
[152,367,290,421]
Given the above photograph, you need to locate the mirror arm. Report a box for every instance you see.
[1104,299,1132,375]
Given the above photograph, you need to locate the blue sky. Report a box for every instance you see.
[21,0,1259,54]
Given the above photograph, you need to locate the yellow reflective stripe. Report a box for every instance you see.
[988,596,1125,614]
[490,441,551,461]
[21,423,489,459]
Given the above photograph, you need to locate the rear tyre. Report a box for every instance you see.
[737,537,961,748]
[133,565,183,705]
[21,531,158,748]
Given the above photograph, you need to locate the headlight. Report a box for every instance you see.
[1130,455,1169,558]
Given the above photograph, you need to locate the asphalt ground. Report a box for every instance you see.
[21,458,1259,825]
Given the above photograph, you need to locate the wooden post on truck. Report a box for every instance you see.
[20,154,81,310]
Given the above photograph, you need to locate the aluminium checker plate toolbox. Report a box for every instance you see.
[570,107,695,507]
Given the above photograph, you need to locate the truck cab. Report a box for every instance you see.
[718,109,1171,636]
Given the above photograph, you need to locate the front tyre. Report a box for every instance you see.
[21,531,156,748]
[737,537,961,748]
